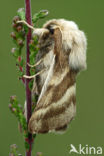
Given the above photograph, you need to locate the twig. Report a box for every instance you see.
[25,0,32,156]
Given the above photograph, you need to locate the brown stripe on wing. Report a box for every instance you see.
[30,94,76,133]
[36,120,49,134]
[28,92,76,134]
[42,94,76,120]
[48,71,76,104]
[35,70,76,111]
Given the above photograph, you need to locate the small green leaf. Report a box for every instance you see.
[18,70,24,77]
[19,58,24,67]
[30,56,35,65]
[24,141,30,150]
[24,132,28,138]
[32,10,49,25]
[33,36,38,44]
[17,8,25,21]
[30,68,35,75]
[29,79,34,90]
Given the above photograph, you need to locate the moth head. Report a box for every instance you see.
[32,26,55,56]
[32,19,87,72]
[43,19,87,73]
[32,28,49,38]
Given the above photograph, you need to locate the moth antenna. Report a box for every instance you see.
[23,68,47,79]
[17,20,35,31]
[27,58,43,67]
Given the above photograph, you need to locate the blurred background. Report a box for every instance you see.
[0,0,104,155]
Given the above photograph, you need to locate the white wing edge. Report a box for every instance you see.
[37,54,56,104]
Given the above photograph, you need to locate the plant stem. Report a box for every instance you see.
[25,0,32,156]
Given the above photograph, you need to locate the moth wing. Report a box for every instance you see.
[28,28,76,134]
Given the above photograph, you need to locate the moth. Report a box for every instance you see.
[20,19,87,134]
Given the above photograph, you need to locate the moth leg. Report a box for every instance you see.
[27,58,43,68]
[23,68,47,79]
[17,20,35,30]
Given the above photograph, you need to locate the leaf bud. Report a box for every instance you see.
[10,95,17,103]
[18,56,22,62]
[10,32,16,39]
[12,22,17,28]
[13,16,20,23]
[11,48,16,54]
[17,25,23,32]
[12,108,16,113]
[17,39,24,47]
[9,104,12,109]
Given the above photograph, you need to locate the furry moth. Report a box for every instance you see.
[26,19,87,134]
